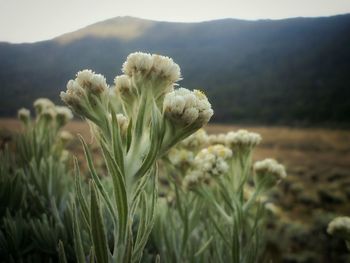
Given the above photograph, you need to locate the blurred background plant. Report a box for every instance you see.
[146,129,287,262]
[0,99,76,262]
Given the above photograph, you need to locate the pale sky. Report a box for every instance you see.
[0,0,349,43]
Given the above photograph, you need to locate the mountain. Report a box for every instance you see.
[1,15,350,125]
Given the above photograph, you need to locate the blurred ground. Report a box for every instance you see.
[1,118,350,262]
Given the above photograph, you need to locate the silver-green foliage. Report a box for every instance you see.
[150,130,286,263]
[0,100,75,262]
[61,52,213,262]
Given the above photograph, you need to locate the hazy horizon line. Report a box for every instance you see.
[2,12,349,45]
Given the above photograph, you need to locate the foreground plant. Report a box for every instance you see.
[60,52,213,262]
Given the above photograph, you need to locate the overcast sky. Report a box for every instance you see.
[1,0,349,43]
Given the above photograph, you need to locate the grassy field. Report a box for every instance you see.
[1,118,350,262]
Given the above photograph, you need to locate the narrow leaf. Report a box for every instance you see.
[90,182,109,263]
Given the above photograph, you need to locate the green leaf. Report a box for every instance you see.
[78,136,118,229]
[126,117,133,152]
[74,157,91,232]
[134,101,164,178]
[110,108,125,174]
[134,93,147,140]
[132,166,159,261]
[57,240,68,263]
[90,182,109,263]
[73,202,86,263]
[100,141,128,243]
[195,236,213,257]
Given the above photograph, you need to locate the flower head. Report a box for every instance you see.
[168,148,194,168]
[327,216,350,241]
[254,158,286,190]
[122,52,153,77]
[61,70,109,124]
[208,133,227,145]
[182,170,201,191]
[34,98,55,115]
[116,113,129,134]
[55,106,73,127]
[59,130,74,144]
[122,52,181,84]
[163,88,213,127]
[225,129,262,151]
[151,54,181,83]
[193,144,232,180]
[18,108,31,124]
[76,69,108,95]
[179,129,209,151]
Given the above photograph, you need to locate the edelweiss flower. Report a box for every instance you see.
[61,70,109,124]
[183,170,201,190]
[327,217,350,240]
[18,108,31,124]
[116,113,129,133]
[254,158,286,189]
[193,144,232,178]
[163,88,213,126]
[114,75,132,93]
[168,148,194,167]
[208,133,227,145]
[151,54,181,83]
[122,52,181,84]
[34,98,55,115]
[122,52,153,77]
[55,106,73,126]
[76,69,108,94]
[180,129,209,151]
[225,129,262,150]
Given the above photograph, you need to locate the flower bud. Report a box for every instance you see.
[327,216,350,241]
[193,144,232,179]
[183,171,201,191]
[122,52,153,77]
[55,106,73,127]
[179,129,209,151]
[225,129,262,152]
[254,159,286,190]
[163,88,213,127]
[34,98,55,115]
[18,108,31,125]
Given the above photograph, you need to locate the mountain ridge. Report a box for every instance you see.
[1,14,350,125]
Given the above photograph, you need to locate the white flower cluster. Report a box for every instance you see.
[33,98,73,126]
[116,113,129,133]
[179,129,209,150]
[254,158,286,189]
[60,69,108,108]
[208,133,227,145]
[182,170,201,190]
[122,52,181,83]
[168,148,194,167]
[76,69,108,94]
[194,144,232,178]
[55,106,74,126]
[225,129,262,150]
[182,144,232,190]
[327,216,350,240]
[18,108,31,123]
[163,88,213,126]
[34,98,55,115]
[114,75,132,94]
[59,130,74,144]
